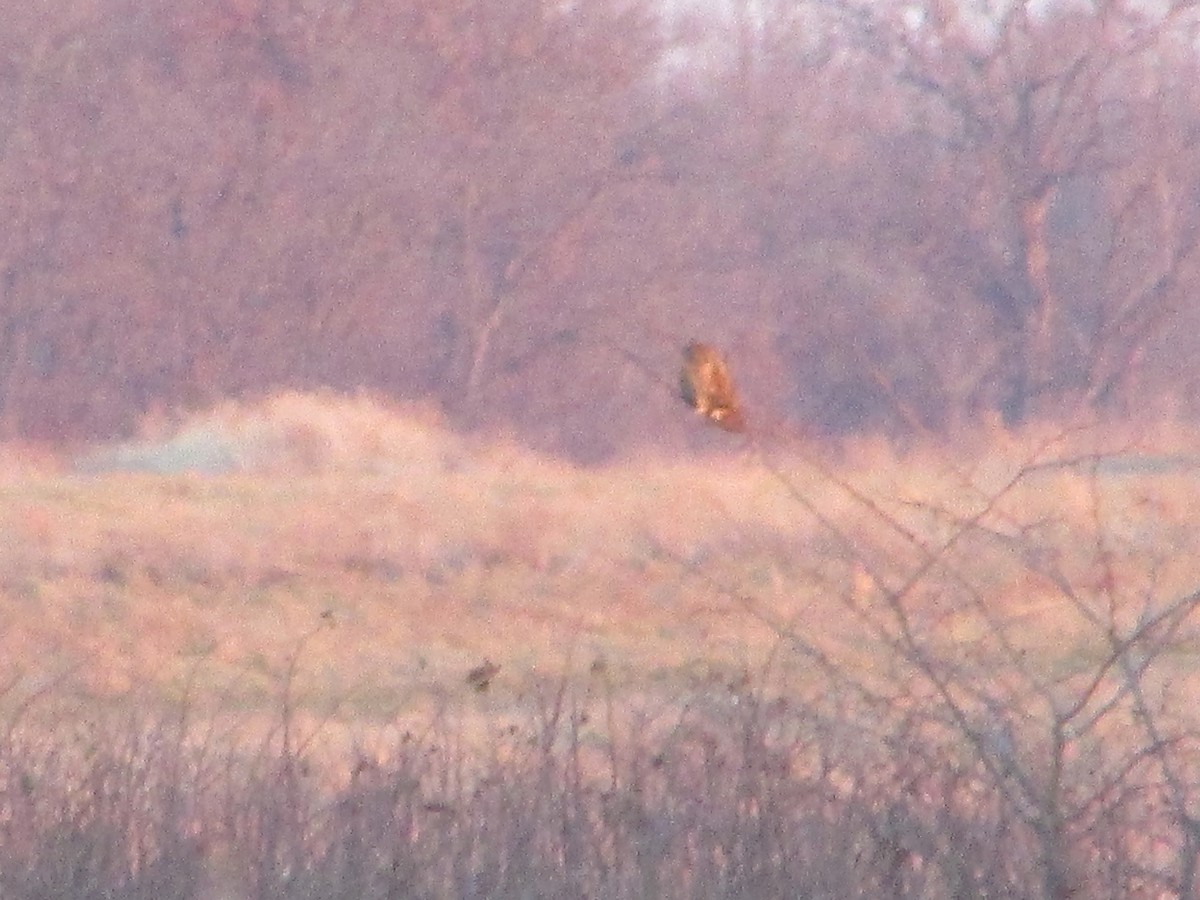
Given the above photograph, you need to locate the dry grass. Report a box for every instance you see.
[0,679,1109,899]
[0,660,1188,899]
[0,394,1199,895]
[0,392,1197,727]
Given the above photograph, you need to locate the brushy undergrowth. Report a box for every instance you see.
[0,673,1184,900]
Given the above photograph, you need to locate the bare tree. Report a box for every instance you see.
[729,429,1200,897]
[403,0,661,423]
[833,0,1200,423]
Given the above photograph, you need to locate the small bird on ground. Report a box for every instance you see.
[466,659,501,692]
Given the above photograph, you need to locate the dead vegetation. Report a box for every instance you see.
[0,394,1198,895]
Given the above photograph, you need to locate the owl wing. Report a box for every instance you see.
[680,365,699,409]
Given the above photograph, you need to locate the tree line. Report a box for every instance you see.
[1,0,1198,458]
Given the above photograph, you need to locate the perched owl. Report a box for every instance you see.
[680,341,745,432]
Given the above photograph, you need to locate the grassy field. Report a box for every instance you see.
[0,392,1197,728]
[1,394,1199,896]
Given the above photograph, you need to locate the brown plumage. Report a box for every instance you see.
[466,659,501,693]
[680,341,745,432]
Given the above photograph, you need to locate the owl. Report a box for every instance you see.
[680,341,745,432]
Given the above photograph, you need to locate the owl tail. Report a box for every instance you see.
[709,405,746,433]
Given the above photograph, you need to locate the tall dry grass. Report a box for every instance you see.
[0,666,1187,900]
[1,392,1199,895]
[0,393,1197,713]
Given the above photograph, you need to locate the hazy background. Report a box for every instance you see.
[2,0,1199,460]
